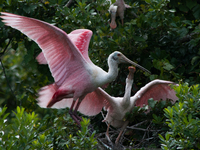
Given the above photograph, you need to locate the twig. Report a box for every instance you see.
[128,120,148,128]
[0,38,17,102]
[119,128,127,144]
[0,59,18,101]
[177,32,199,43]
[132,12,138,18]
[0,38,12,57]
[126,126,161,132]
[64,0,73,7]
[96,132,106,138]
[97,138,113,150]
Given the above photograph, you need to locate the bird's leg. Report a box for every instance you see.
[115,130,124,146]
[73,97,94,134]
[115,121,129,146]
[69,100,76,114]
[121,19,124,26]
[69,100,81,127]
[106,124,112,144]
[73,100,83,121]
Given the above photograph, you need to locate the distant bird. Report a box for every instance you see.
[109,0,131,29]
[97,67,178,145]
[0,12,150,124]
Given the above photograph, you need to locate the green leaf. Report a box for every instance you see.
[163,62,174,71]
[186,0,197,10]
[191,56,200,65]
[150,74,158,80]
[178,27,189,37]
[6,0,11,5]
[133,35,146,41]
[178,5,189,12]
[0,106,7,117]
[148,98,157,108]
[192,5,200,19]
[169,9,176,13]
[145,0,151,4]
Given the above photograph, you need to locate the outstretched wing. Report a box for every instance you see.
[36,29,93,64]
[68,29,93,64]
[133,79,178,107]
[0,12,93,86]
[74,88,106,116]
[95,87,116,111]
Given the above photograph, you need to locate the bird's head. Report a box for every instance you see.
[109,5,118,14]
[109,5,118,29]
[128,66,136,80]
[109,51,151,74]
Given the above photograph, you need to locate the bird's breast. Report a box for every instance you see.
[90,67,108,87]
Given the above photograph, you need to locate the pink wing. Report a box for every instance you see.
[36,52,47,64]
[95,87,114,110]
[74,88,106,116]
[0,12,93,86]
[134,79,178,107]
[36,29,93,64]
[125,4,131,8]
[68,29,93,64]
[43,88,105,116]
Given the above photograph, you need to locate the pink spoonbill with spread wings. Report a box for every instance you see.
[0,12,151,124]
[109,0,131,29]
[97,67,178,145]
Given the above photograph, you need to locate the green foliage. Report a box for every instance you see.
[0,106,42,149]
[159,83,200,149]
[66,118,98,149]
[0,106,97,149]
[0,0,200,149]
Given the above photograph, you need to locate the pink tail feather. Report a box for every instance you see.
[37,84,74,109]
[37,84,58,108]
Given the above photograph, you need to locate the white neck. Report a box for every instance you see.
[105,57,119,83]
[94,55,119,87]
[122,78,133,107]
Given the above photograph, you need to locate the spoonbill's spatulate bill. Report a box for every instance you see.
[98,67,178,145]
[0,12,150,125]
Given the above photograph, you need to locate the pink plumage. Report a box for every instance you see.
[0,12,150,122]
[134,80,178,107]
[0,12,101,116]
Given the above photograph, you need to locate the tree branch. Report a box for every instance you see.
[64,0,74,7]
[0,38,17,102]
[0,38,12,57]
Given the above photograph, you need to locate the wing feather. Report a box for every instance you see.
[0,12,93,86]
[134,79,178,107]
[36,29,93,65]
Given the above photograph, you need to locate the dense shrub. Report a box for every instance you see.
[0,0,200,149]
[0,106,97,149]
[160,83,200,149]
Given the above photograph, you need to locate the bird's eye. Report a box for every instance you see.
[112,56,117,60]
[117,53,121,56]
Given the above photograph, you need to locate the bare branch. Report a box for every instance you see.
[0,38,17,102]
[64,0,73,7]
[0,60,17,102]
[0,38,12,57]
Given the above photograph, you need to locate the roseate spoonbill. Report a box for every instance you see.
[109,0,131,29]
[97,67,178,145]
[0,12,150,124]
